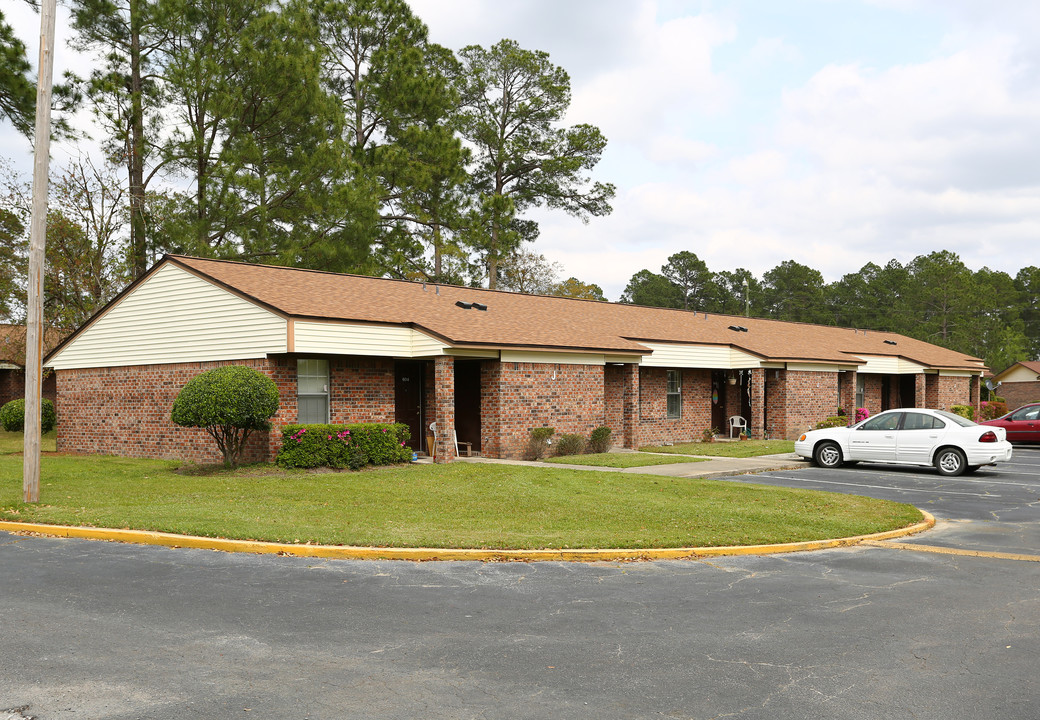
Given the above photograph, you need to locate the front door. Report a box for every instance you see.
[454,360,482,454]
[394,361,425,453]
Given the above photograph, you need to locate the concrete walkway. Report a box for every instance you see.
[455,451,808,478]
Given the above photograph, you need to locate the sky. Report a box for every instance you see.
[5,0,1040,300]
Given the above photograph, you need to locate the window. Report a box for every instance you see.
[855,375,865,409]
[859,412,901,431]
[902,412,944,431]
[666,370,681,419]
[297,358,329,424]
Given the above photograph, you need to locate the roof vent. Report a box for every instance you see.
[727,325,748,332]
[472,302,488,311]
[455,301,472,309]
[456,300,488,311]
[883,340,897,345]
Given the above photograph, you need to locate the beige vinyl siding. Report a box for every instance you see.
[48,264,287,370]
[856,355,926,375]
[997,365,1040,383]
[640,342,762,369]
[293,320,448,358]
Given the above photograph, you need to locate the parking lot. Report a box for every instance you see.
[2,448,1039,719]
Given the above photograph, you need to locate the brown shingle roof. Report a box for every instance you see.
[168,255,983,370]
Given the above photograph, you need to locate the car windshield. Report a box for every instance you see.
[935,409,976,427]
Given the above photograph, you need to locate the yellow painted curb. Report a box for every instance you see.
[0,511,935,562]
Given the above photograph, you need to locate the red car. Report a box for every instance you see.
[981,402,1040,443]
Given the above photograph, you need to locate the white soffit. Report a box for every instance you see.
[640,342,762,369]
[48,263,286,370]
[293,320,448,358]
[856,354,926,375]
[500,350,607,366]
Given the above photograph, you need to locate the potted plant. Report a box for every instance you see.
[701,427,718,443]
[739,430,749,441]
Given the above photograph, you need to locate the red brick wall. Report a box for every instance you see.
[779,371,841,439]
[636,367,711,446]
[56,359,291,463]
[330,358,394,423]
[999,381,1040,408]
[484,361,607,459]
[764,369,787,439]
[0,369,57,409]
[935,375,970,411]
[55,356,397,464]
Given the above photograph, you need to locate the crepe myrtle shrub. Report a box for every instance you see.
[170,365,280,468]
[588,425,612,453]
[980,400,1008,421]
[522,426,555,460]
[276,423,411,469]
[0,398,57,433]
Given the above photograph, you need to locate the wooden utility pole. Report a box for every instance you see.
[23,0,58,503]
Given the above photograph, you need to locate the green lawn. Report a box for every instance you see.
[641,439,795,458]
[0,448,921,550]
[544,452,705,468]
[0,430,57,454]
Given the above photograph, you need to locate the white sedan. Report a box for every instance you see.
[795,408,1014,476]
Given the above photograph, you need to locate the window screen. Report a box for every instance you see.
[297,358,329,424]
[666,370,681,419]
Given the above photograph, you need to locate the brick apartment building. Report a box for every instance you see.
[44,255,986,464]
[0,325,59,409]
[991,360,1040,409]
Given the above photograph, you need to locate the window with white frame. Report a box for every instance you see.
[297,358,329,424]
[666,370,682,419]
[855,375,865,410]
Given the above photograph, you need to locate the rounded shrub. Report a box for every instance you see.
[554,433,587,457]
[588,425,612,453]
[0,398,57,433]
[171,365,280,467]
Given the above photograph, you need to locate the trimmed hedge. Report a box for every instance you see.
[0,398,57,433]
[949,404,975,421]
[815,415,849,430]
[276,423,411,469]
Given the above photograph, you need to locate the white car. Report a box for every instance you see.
[795,408,1014,476]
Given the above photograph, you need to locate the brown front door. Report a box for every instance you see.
[454,360,482,453]
[711,371,727,432]
[395,361,425,453]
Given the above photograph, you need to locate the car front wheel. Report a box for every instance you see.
[934,447,967,476]
[814,441,843,469]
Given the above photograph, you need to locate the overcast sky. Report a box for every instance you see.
[6,0,1040,300]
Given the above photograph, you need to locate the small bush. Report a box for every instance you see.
[588,425,612,453]
[701,427,719,442]
[0,398,57,433]
[979,400,1008,420]
[554,433,586,457]
[949,404,975,421]
[815,415,849,430]
[854,407,870,423]
[522,427,555,461]
[276,423,410,469]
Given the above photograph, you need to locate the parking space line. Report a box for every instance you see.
[861,539,1040,562]
[763,474,1001,498]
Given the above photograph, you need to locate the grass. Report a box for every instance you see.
[0,447,921,550]
[543,452,705,468]
[641,439,795,458]
[0,430,57,454]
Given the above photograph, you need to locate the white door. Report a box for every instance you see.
[896,412,946,464]
[848,412,901,462]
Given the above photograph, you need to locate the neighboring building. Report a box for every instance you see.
[0,324,59,408]
[44,255,986,464]
[992,361,1040,409]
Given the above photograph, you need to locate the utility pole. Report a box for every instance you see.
[743,277,750,318]
[23,0,57,503]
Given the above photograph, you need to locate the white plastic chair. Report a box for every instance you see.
[728,415,747,438]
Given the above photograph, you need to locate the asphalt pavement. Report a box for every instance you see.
[2,447,1038,719]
